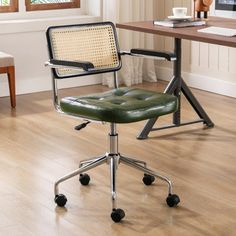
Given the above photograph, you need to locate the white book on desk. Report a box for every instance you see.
[153,19,206,28]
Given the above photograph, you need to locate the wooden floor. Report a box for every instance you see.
[0,81,235,236]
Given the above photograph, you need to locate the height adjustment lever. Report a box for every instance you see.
[74,121,90,131]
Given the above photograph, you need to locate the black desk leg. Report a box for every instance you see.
[181,80,214,127]
[137,38,214,140]
[172,38,182,126]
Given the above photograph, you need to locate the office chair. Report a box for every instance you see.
[46,22,180,223]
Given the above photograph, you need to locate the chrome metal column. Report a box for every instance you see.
[110,155,117,210]
[109,123,119,210]
[109,123,118,154]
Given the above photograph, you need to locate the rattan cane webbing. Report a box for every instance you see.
[50,24,120,77]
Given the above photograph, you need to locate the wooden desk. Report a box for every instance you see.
[117,17,236,139]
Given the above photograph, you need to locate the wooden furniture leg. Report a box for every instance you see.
[0,65,16,108]
[7,66,16,108]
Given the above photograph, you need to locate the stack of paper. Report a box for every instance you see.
[198,26,236,37]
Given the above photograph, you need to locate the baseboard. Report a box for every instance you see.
[156,67,236,98]
[0,74,102,97]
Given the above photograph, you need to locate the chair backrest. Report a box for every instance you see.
[46,22,121,79]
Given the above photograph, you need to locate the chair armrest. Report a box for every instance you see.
[46,59,95,71]
[120,49,176,61]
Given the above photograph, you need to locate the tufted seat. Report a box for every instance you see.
[0,51,16,108]
[60,87,178,123]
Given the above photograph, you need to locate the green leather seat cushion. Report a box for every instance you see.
[60,87,178,123]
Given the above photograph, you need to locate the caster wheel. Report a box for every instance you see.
[143,174,155,186]
[111,208,125,223]
[79,173,90,186]
[166,194,180,207]
[206,122,214,128]
[54,194,67,207]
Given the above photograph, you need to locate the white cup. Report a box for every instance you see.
[172,7,187,17]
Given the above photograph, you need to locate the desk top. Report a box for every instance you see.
[116,17,236,48]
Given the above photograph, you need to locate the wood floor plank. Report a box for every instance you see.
[0,82,235,235]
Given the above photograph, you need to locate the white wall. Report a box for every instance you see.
[0,0,102,97]
[1,0,236,98]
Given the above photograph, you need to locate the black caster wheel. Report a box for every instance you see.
[54,194,67,207]
[205,122,214,128]
[143,174,155,186]
[166,194,180,207]
[111,208,125,223]
[79,173,90,186]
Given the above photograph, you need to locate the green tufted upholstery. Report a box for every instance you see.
[60,87,178,123]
